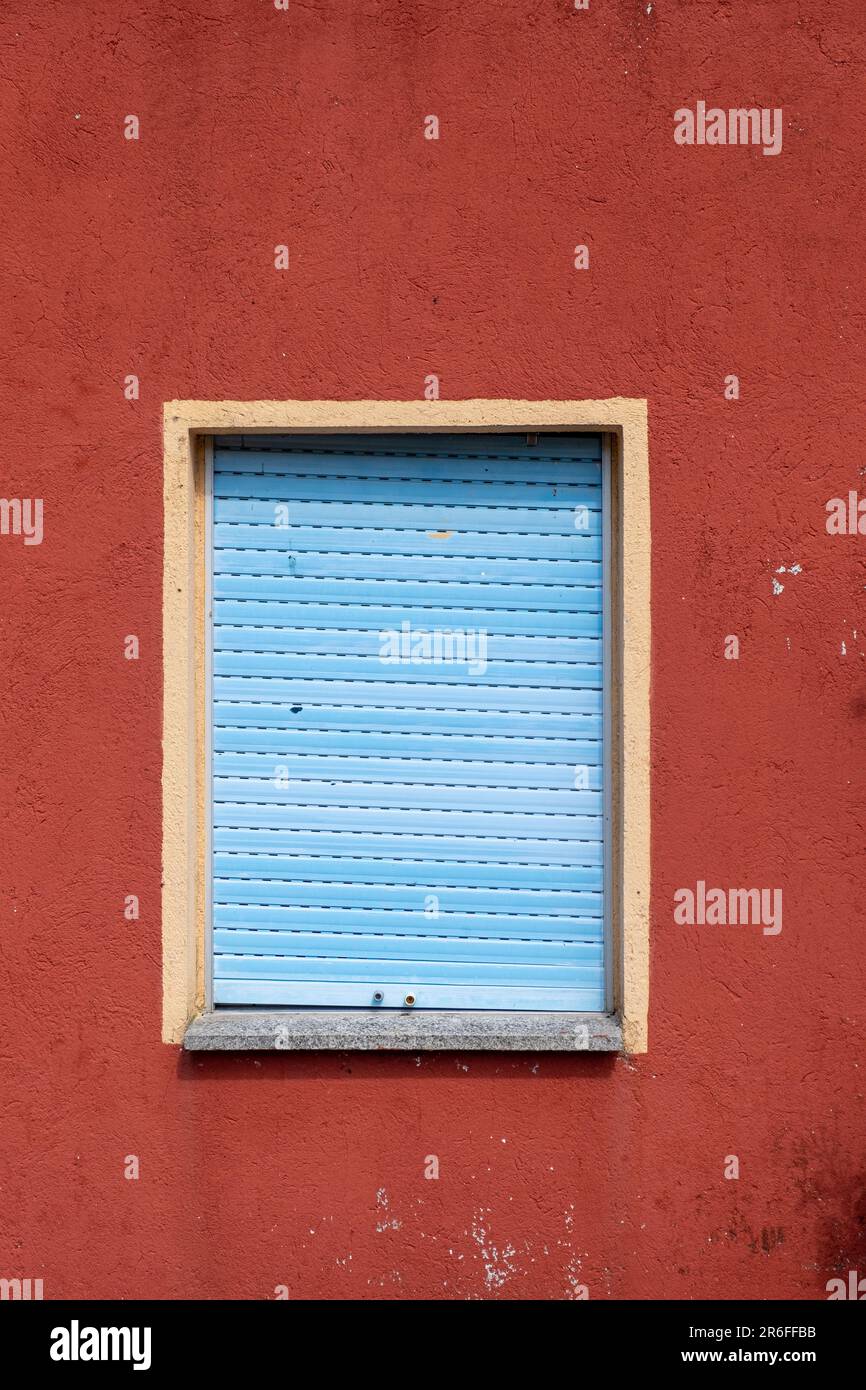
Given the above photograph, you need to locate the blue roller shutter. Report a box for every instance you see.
[210,433,607,1011]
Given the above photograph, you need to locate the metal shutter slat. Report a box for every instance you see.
[213,754,602,784]
[212,499,595,533]
[211,852,603,889]
[213,827,604,866]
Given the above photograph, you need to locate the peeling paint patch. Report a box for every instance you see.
[565,1256,589,1299]
[469,1211,519,1290]
[375,1188,401,1232]
[773,562,802,594]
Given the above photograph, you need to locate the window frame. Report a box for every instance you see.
[162,400,650,1052]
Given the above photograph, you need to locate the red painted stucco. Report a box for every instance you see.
[1,0,865,1301]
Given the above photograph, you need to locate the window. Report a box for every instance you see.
[208,433,608,1014]
[162,401,649,1051]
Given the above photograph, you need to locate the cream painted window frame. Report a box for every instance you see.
[162,400,650,1051]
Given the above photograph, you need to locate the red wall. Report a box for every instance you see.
[1,0,864,1300]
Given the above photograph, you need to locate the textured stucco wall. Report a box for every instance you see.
[1,0,864,1300]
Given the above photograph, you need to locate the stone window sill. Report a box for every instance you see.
[183,1009,623,1052]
